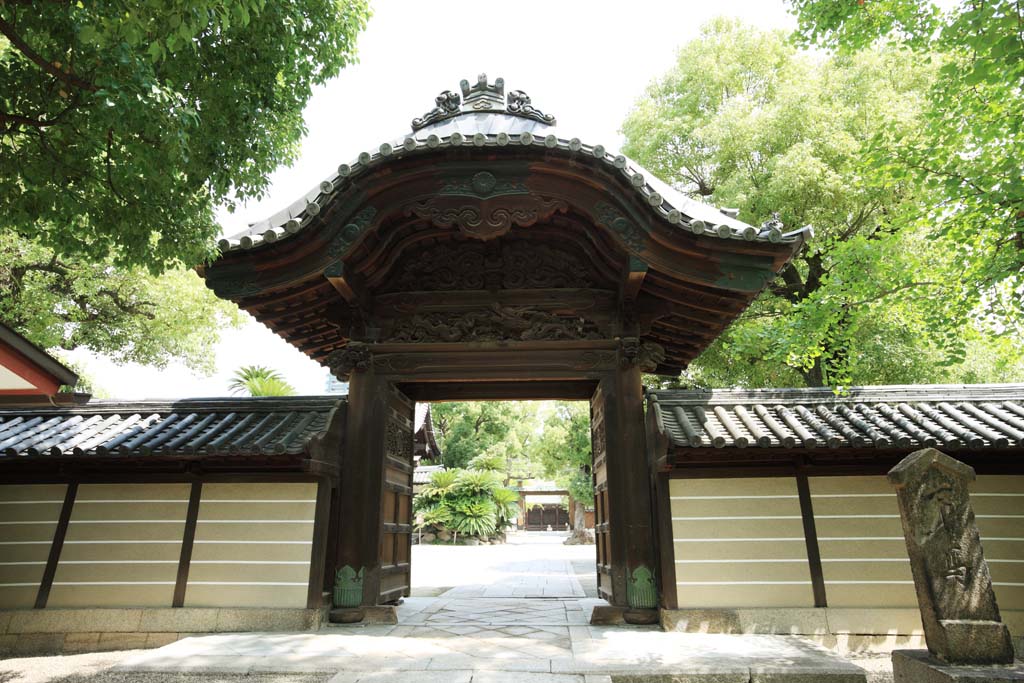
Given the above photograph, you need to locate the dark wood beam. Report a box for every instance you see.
[400,380,598,402]
[34,482,77,609]
[173,482,202,608]
[795,471,827,608]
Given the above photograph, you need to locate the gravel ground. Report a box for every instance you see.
[0,651,331,683]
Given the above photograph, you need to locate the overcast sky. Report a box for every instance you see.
[68,0,798,399]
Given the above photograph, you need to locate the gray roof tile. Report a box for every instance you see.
[0,396,343,459]
[651,383,1024,451]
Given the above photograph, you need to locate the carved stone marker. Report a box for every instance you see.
[888,448,1021,681]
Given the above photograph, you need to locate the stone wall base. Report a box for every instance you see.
[661,608,1024,655]
[892,649,1024,682]
[0,607,323,657]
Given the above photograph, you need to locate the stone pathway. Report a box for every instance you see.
[111,532,873,681]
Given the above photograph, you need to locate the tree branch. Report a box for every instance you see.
[0,14,97,93]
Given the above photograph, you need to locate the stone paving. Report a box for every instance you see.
[111,532,875,682]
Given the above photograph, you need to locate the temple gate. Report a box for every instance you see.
[201,75,804,614]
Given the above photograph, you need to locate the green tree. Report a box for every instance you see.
[432,402,539,475]
[0,0,369,271]
[229,365,295,397]
[531,402,593,533]
[787,0,1024,354]
[622,18,1024,388]
[0,232,243,373]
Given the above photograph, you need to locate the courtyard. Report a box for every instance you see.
[1,532,887,683]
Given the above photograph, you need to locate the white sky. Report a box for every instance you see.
[68,0,797,399]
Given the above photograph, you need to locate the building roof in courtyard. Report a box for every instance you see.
[651,383,1024,452]
[220,74,808,253]
[0,322,79,397]
[0,396,343,462]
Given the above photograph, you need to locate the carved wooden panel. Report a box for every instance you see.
[590,386,612,602]
[378,386,415,603]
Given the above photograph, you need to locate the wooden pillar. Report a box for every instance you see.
[601,363,657,608]
[336,368,389,606]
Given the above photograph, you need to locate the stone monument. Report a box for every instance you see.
[888,448,1022,681]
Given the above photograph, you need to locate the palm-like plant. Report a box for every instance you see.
[490,487,520,529]
[228,365,296,397]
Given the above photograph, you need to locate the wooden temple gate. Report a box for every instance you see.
[200,75,804,616]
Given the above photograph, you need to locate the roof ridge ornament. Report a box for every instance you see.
[410,73,556,131]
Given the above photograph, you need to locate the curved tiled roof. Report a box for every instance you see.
[0,396,343,459]
[651,384,1024,451]
[219,74,810,253]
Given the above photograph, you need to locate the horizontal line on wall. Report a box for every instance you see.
[190,560,309,565]
[0,500,64,505]
[68,520,184,524]
[824,580,913,585]
[819,537,904,541]
[995,582,1024,587]
[672,516,801,521]
[811,494,891,498]
[196,520,315,524]
[188,581,307,586]
[990,559,1024,563]
[670,495,798,500]
[64,540,180,544]
[816,515,899,519]
[193,540,312,545]
[52,581,176,586]
[0,521,59,525]
[0,583,40,587]
[676,581,812,586]
[73,499,188,504]
[199,500,316,504]
[0,541,52,545]
[673,538,806,542]
[57,560,178,564]
[977,515,1024,519]
[675,559,806,564]
[821,558,908,563]
[973,493,1024,497]
[0,561,46,566]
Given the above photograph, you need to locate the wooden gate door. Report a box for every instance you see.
[378,385,415,603]
[590,383,612,601]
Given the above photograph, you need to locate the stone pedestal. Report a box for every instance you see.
[894,650,1024,682]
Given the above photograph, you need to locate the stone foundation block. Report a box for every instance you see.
[62,631,102,652]
[215,607,320,632]
[893,649,1024,682]
[8,608,143,634]
[97,632,151,651]
[660,608,828,635]
[145,632,182,648]
[11,632,65,655]
[138,608,218,632]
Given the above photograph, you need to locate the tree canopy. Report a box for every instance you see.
[530,402,594,509]
[432,402,539,475]
[0,232,242,374]
[0,0,369,271]
[786,0,1023,342]
[623,18,1024,388]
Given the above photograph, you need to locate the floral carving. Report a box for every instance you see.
[405,196,568,241]
[387,304,603,343]
[382,242,596,292]
[325,342,371,380]
[594,201,646,252]
[327,206,378,257]
[620,337,666,371]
